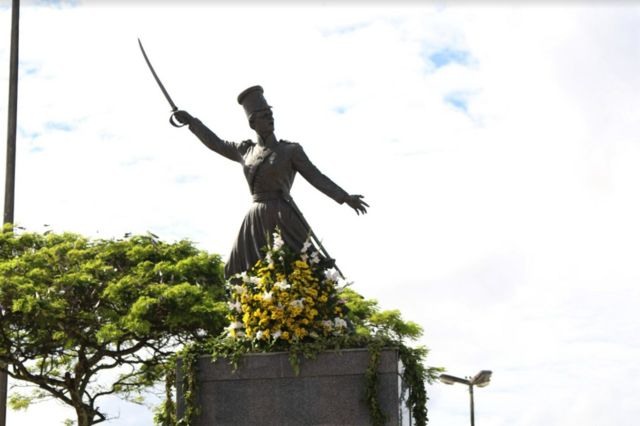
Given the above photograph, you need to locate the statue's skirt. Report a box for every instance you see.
[224,197,308,278]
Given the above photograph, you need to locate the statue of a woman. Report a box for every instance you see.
[173,86,368,278]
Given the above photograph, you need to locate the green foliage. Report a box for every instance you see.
[364,340,386,426]
[153,362,177,426]
[7,393,31,411]
[0,226,228,426]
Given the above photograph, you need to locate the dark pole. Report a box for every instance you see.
[469,383,475,426]
[4,1,19,223]
[1,0,21,425]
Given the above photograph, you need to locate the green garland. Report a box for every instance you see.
[153,362,176,426]
[176,346,200,426]
[399,345,431,425]
[365,340,386,426]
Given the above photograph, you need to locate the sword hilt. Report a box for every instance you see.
[169,111,186,128]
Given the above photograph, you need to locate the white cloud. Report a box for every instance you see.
[1,3,640,425]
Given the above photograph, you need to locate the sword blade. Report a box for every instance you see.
[287,197,346,280]
[138,38,178,111]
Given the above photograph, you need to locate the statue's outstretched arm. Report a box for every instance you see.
[292,144,368,215]
[173,110,244,163]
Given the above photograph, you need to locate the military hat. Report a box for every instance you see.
[237,85,271,118]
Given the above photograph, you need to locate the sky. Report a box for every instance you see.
[1,1,640,425]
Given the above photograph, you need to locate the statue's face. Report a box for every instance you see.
[250,109,274,134]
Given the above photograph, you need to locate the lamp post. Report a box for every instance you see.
[1,1,21,425]
[439,370,492,426]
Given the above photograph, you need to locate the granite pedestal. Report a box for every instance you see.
[177,348,411,425]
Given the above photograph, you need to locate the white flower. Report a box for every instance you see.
[310,331,319,339]
[248,276,261,285]
[262,291,273,302]
[301,239,313,253]
[231,285,246,295]
[324,268,341,283]
[334,317,348,329]
[339,278,353,288]
[272,232,285,251]
[290,299,304,309]
[274,280,290,290]
[300,253,308,263]
[321,320,333,329]
[265,251,273,265]
[256,330,264,340]
[227,301,242,312]
[310,251,321,265]
[273,330,282,340]
[227,321,244,331]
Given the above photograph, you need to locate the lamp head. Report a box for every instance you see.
[439,374,470,385]
[471,370,492,387]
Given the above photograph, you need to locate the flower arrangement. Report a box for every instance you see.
[225,230,350,348]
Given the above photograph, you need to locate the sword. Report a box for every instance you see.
[138,38,184,127]
[284,195,346,280]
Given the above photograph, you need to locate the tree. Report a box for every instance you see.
[0,227,228,426]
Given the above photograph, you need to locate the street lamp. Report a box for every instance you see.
[439,370,492,426]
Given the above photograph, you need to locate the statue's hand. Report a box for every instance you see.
[345,194,369,215]
[172,110,193,126]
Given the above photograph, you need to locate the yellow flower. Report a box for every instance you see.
[294,260,308,269]
[294,328,307,338]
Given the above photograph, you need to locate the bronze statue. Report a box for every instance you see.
[139,41,359,277]
[171,86,368,278]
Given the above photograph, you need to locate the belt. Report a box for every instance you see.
[252,191,290,202]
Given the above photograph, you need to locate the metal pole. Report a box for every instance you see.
[4,0,19,224]
[469,384,475,426]
[1,0,21,424]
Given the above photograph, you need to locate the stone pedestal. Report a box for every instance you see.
[177,348,411,426]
